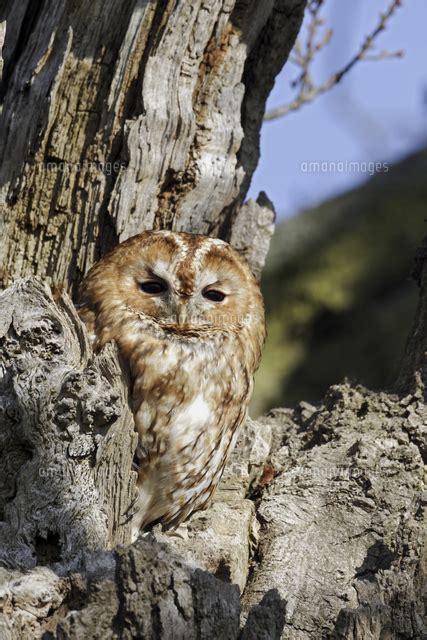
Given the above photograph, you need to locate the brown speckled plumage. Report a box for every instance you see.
[77,231,265,539]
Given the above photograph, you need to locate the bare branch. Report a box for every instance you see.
[265,0,403,121]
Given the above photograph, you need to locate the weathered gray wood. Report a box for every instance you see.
[242,388,426,638]
[1,346,423,638]
[0,279,138,569]
[0,0,305,291]
[0,538,241,639]
[229,193,276,281]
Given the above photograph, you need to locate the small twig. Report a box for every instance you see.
[362,50,404,62]
[265,0,403,121]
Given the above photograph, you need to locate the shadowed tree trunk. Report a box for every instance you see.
[0,1,426,639]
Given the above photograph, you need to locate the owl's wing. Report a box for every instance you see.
[76,302,97,345]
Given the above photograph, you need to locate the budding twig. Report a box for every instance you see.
[265,0,403,121]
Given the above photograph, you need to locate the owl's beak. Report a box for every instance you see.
[175,298,190,326]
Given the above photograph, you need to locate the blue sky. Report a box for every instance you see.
[248,0,427,219]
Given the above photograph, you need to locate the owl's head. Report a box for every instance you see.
[79,231,265,339]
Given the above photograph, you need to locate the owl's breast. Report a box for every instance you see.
[129,331,250,530]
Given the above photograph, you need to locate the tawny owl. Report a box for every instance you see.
[77,231,265,540]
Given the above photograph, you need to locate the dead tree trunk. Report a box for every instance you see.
[0,1,425,639]
[0,0,304,291]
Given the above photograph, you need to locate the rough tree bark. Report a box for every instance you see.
[0,1,425,639]
[0,0,303,291]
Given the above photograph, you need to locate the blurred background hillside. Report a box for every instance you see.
[249,0,427,415]
[251,148,426,415]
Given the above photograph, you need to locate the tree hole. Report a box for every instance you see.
[34,531,61,565]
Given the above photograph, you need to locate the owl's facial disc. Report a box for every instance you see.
[107,236,255,331]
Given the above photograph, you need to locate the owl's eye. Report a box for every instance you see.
[139,280,167,295]
[203,289,226,302]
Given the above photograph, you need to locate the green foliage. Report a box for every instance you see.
[252,149,427,415]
